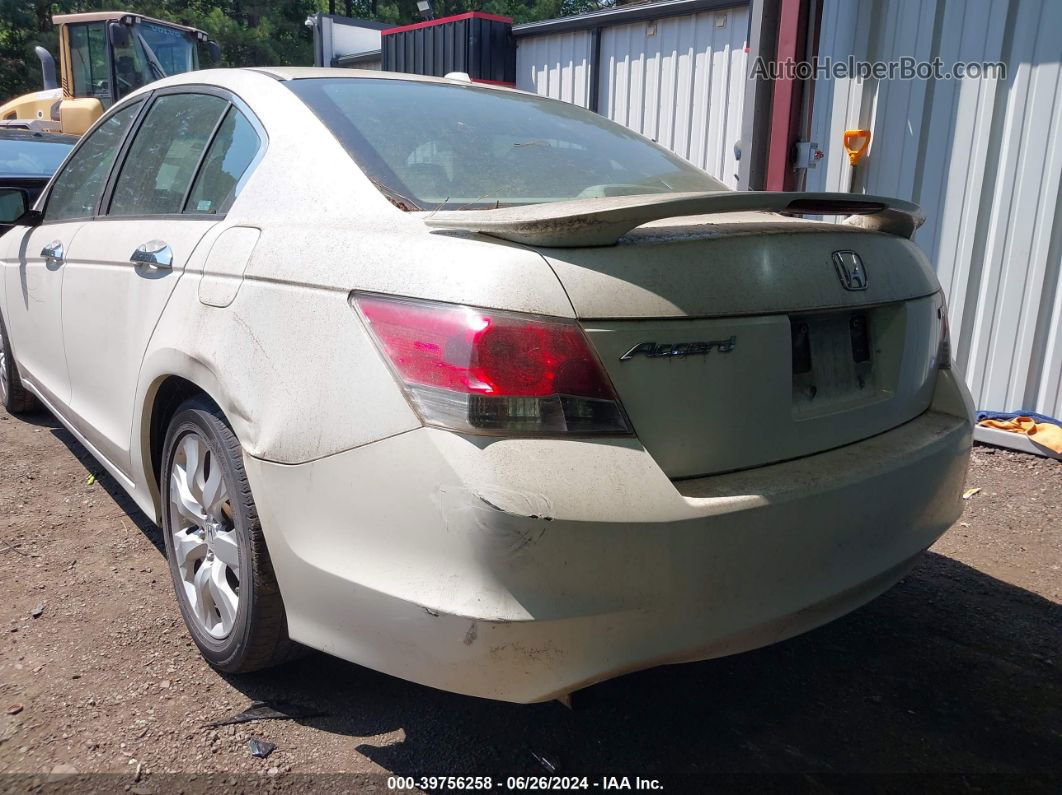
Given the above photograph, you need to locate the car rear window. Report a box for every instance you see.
[0,138,73,177]
[287,77,726,211]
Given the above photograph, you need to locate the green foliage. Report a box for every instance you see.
[0,0,610,101]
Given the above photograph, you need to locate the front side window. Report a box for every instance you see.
[288,78,726,210]
[109,93,227,216]
[45,102,141,222]
[184,107,261,215]
[68,23,111,104]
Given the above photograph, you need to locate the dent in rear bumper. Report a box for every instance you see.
[244,376,972,702]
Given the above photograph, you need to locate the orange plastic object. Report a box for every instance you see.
[844,129,871,166]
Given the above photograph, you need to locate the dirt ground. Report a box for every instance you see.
[0,408,1059,792]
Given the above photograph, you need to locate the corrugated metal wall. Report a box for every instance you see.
[809,0,1062,419]
[599,8,748,184]
[382,15,516,83]
[516,4,748,186]
[515,31,593,106]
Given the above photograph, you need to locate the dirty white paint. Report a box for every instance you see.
[245,396,970,702]
[0,66,976,704]
[516,5,748,186]
[197,226,262,308]
[425,189,922,246]
[808,0,1062,421]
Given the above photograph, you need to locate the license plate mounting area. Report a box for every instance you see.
[790,309,884,416]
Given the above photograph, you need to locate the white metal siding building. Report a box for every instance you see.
[807,0,1062,424]
[515,1,750,187]
[516,31,594,106]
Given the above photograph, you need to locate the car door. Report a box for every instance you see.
[0,102,142,409]
[61,89,263,474]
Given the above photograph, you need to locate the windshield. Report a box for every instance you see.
[133,21,198,76]
[0,138,73,176]
[111,22,198,100]
[288,78,727,211]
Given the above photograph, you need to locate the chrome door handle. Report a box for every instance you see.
[41,240,64,264]
[131,241,173,270]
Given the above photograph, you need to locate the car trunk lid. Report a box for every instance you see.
[425,197,944,478]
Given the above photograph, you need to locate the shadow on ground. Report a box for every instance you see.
[231,554,1061,784]
[44,417,163,550]
[47,419,1061,785]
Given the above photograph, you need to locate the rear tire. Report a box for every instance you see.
[0,314,40,415]
[160,396,300,672]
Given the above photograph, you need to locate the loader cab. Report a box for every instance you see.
[61,14,210,107]
[51,12,218,134]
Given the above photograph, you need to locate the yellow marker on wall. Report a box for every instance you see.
[843,129,872,166]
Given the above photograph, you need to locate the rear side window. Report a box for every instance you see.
[109,93,227,216]
[184,107,261,214]
[45,102,141,222]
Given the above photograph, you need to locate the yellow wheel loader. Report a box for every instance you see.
[0,12,219,136]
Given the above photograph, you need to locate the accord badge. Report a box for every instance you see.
[620,336,736,361]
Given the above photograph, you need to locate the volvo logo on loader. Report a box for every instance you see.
[833,250,869,290]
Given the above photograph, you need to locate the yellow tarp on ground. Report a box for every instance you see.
[978,417,1062,454]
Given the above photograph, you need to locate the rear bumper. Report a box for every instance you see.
[245,371,973,703]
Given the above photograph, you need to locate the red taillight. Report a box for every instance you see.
[353,294,631,435]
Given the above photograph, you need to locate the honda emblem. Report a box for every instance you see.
[833,250,868,291]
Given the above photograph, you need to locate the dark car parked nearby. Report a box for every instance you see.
[0,129,76,235]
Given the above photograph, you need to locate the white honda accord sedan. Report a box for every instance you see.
[0,68,973,702]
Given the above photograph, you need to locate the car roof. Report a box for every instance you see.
[244,66,523,92]
[119,66,537,121]
[127,66,529,105]
[0,129,78,146]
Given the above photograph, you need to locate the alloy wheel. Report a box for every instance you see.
[168,432,240,639]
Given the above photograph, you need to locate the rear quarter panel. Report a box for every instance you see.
[126,70,580,521]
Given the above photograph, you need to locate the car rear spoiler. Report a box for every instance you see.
[422,191,924,247]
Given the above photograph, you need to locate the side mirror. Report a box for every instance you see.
[0,188,28,225]
[14,209,44,229]
[207,40,222,63]
[108,21,131,49]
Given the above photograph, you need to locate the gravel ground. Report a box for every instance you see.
[0,409,1059,792]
